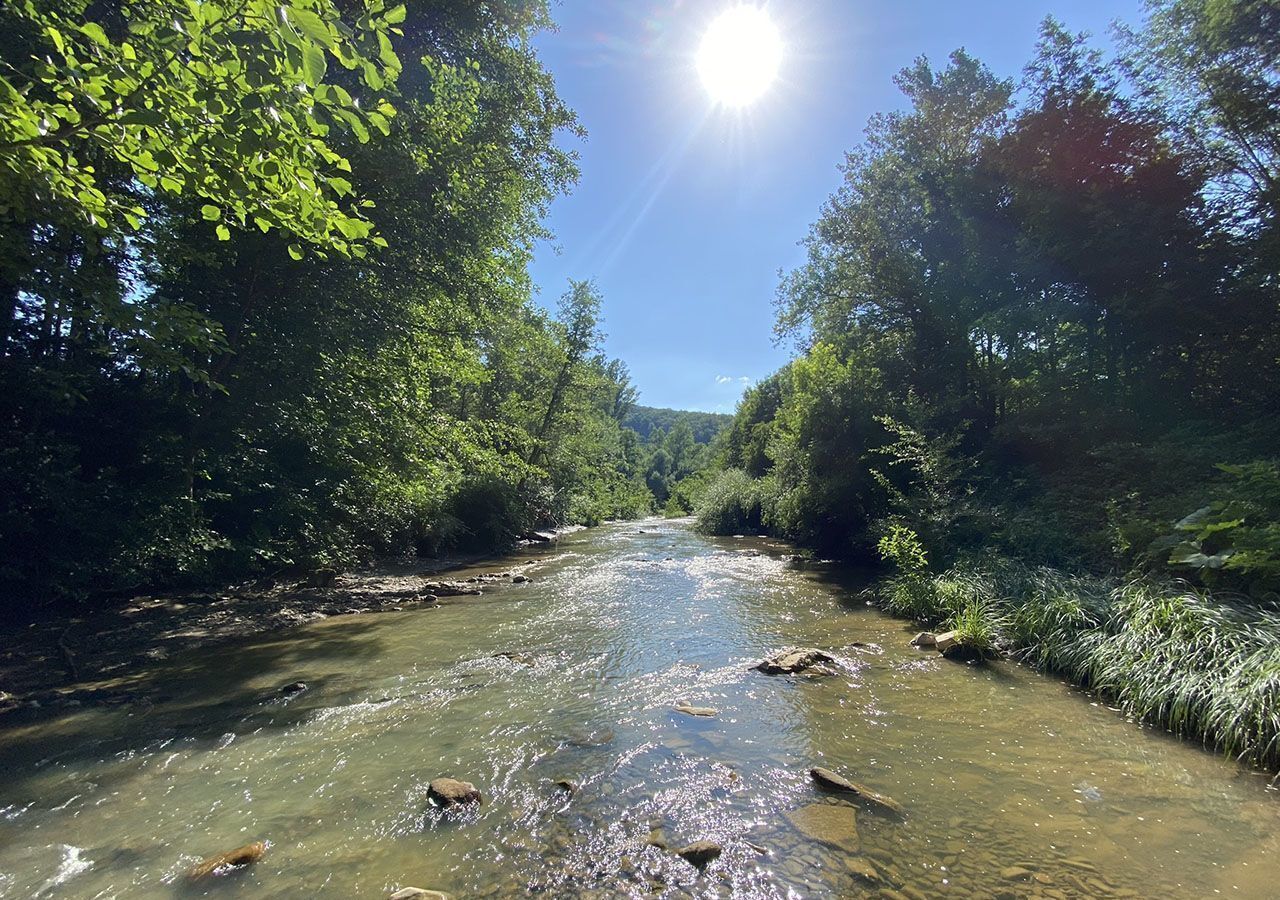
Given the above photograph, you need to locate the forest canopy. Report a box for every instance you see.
[702,3,1280,598]
[0,0,694,609]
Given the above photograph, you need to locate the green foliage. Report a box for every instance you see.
[0,0,401,256]
[876,525,938,622]
[0,1,671,607]
[877,524,928,575]
[705,5,1277,578]
[695,469,765,535]
[945,596,1006,658]
[624,406,732,444]
[1158,461,1280,587]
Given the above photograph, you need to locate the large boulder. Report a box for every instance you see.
[428,778,483,807]
[188,841,268,880]
[809,767,905,816]
[785,804,860,854]
[756,648,838,676]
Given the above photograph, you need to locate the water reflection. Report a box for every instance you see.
[0,519,1276,898]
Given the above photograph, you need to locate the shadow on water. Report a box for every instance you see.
[0,618,390,786]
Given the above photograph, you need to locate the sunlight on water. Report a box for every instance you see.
[0,520,1277,898]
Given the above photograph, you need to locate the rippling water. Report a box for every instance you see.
[1,519,1277,898]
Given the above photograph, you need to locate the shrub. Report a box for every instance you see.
[695,469,764,534]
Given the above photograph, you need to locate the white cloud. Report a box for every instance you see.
[715,374,755,388]
[715,375,733,384]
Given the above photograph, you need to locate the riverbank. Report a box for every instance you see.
[876,552,1280,772]
[0,551,545,717]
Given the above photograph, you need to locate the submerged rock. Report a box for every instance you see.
[428,777,483,807]
[389,890,449,900]
[554,779,579,794]
[279,681,308,696]
[495,652,535,666]
[845,857,882,884]
[565,728,615,748]
[674,704,718,717]
[674,840,722,868]
[785,803,860,853]
[809,767,905,816]
[756,648,838,676]
[188,841,268,880]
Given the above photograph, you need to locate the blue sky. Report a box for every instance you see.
[527,0,1144,413]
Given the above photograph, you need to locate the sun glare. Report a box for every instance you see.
[697,7,783,108]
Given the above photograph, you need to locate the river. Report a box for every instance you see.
[1,519,1277,898]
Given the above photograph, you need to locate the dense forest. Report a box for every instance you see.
[624,406,732,444]
[698,1,1280,765]
[0,0,723,610]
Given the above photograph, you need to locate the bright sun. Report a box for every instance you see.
[697,7,783,107]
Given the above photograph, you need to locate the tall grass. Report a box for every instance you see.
[879,557,1280,770]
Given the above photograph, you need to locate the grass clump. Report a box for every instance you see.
[877,526,1280,769]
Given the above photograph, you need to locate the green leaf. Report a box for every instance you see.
[200,204,222,221]
[215,224,231,241]
[81,23,109,47]
[288,243,304,261]
[385,4,407,25]
[287,8,335,48]
[302,44,327,86]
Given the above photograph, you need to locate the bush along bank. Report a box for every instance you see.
[877,526,1280,771]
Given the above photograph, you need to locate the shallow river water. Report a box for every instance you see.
[2,519,1278,898]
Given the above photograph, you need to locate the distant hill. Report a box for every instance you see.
[624,405,732,444]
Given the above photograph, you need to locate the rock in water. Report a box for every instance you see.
[279,681,307,695]
[756,648,838,675]
[188,841,268,880]
[933,631,960,653]
[809,767,906,816]
[512,574,531,584]
[910,632,937,649]
[389,890,450,900]
[785,804,860,853]
[674,704,718,717]
[428,778,483,807]
[675,841,722,868]
[845,857,882,884]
